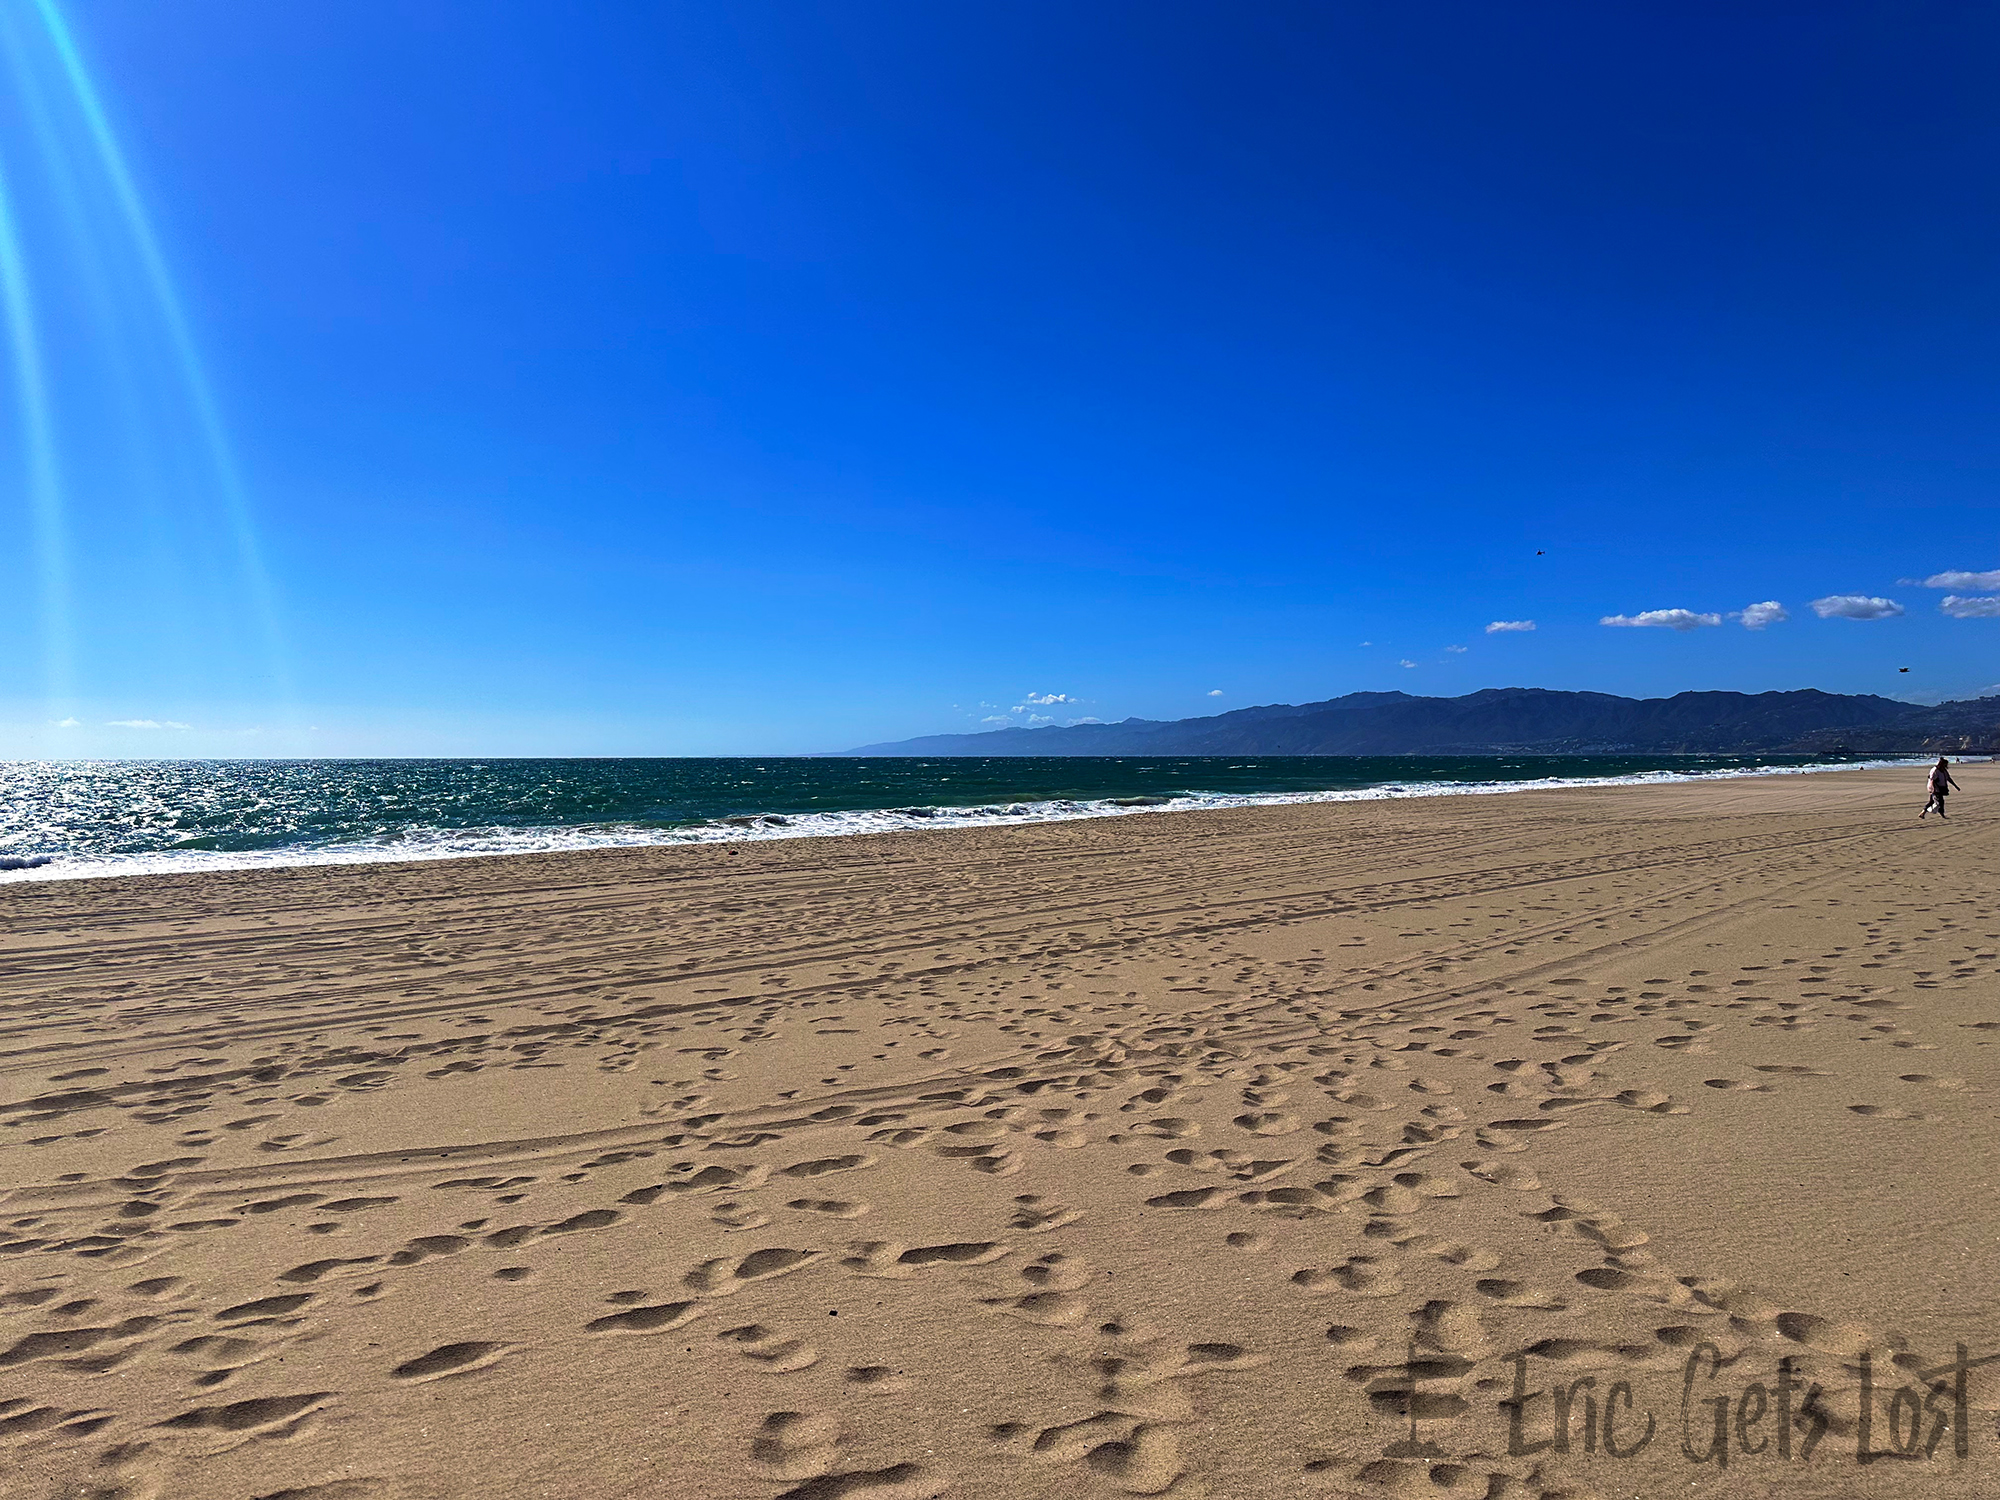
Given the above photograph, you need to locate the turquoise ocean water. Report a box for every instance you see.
[0,753,1921,882]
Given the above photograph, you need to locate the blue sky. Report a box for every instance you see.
[2,0,1997,757]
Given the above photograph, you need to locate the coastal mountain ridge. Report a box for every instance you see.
[836,687,2000,757]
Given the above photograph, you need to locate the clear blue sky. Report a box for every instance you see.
[2,0,1997,757]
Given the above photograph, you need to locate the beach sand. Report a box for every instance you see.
[2,763,1995,1499]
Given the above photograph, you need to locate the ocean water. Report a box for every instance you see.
[0,753,1926,883]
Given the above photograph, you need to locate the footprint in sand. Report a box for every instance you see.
[1568,1216,1650,1251]
[773,1462,947,1500]
[391,1341,512,1382]
[1612,1088,1686,1114]
[1325,1325,1380,1353]
[1653,1034,1713,1055]
[782,1155,877,1179]
[1127,1117,1201,1140]
[1165,1148,1296,1182]
[838,1242,914,1278]
[1414,1299,1493,1356]
[156,1391,332,1440]
[1079,1422,1185,1494]
[719,1323,821,1373]
[837,1240,1008,1279]
[624,1164,770,1203]
[1463,1160,1539,1190]
[387,1234,472,1266]
[982,1272,1092,1327]
[1292,1257,1401,1297]
[1017,1253,1093,1292]
[585,1300,702,1335]
[214,1294,313,1325]
[1574,1265,1688,1304]
[1009,1195,1083,1233]
[1331,1089,1394,1112]
[844,1365,912,1395]
[897,1241,1009,1268]
[1400,1235,1502,1273]
[1772,1312,1876,1356]
[1344,1350,1476,1419]
[1362,1172,1457,1215]
[1474,1278,1567,1310]
[752,1410,843,1481]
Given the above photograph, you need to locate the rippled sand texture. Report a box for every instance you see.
[2,764,1996,1500]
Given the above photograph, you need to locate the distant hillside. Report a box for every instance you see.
[835,688,2000,757]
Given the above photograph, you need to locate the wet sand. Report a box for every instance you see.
[2,763,1995,1499]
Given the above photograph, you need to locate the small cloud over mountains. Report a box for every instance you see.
[1485,620,1535,633]
[1207,689,1224,696]
[982,690,1098,730]
[1445,644,1468,653]
[1601,609,1721,631]
[1399,659,1418,668]
[1810,595,1903,620]
[1734,601,1788,629]
[1941,595,2000,619]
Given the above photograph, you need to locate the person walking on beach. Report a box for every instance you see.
[1921,757,1960,819]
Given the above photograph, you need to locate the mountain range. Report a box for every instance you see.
[837,688,2000,757]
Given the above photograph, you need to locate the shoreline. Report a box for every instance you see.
[0,750,1945,887]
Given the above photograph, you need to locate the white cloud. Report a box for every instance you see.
[981,715,1011,725]
[1399,659,1418,668]
[1810,595,1903,620]
[105,719,191,730]
[1017,692,1073,706]
[1915,569,2000,592]
[1485,620,1535,634]
[1070,716,1104,724]
[1941,594,2000,619]
[1207,689,1224,696]
[1444,644,1468,653]
[1735,601,1788,630]
[1601,609,1721,631]
[51,716,80,728]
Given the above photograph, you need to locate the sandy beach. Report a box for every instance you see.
[2,763,1995,1500]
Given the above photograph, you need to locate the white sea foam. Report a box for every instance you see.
[0,754,1944,885]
